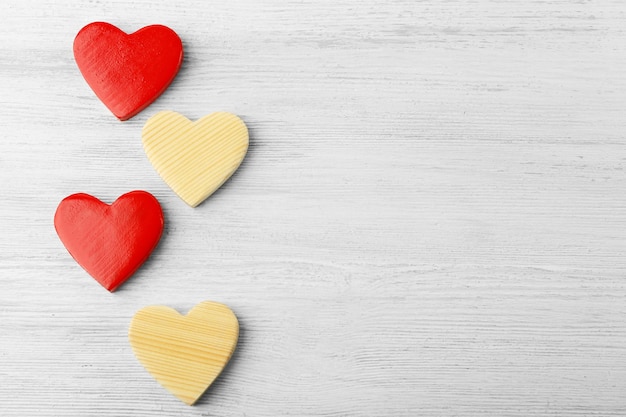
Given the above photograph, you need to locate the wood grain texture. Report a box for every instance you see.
[1,0,625,416]
[129,301,239,405]
[142,111,249,207]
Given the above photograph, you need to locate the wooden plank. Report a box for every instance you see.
[0,0,625,416]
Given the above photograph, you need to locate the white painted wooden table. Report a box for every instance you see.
[2,1,625,415]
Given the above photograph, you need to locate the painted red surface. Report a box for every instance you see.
[73,22,183,120]
[54,191,164,292]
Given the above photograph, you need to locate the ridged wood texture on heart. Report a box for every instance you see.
[129,301,239,405]
[142,111,249,207]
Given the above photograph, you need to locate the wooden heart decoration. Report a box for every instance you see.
[142,111,249,207]
[54,191,164,291]
[73,22,183,120]
[129,301,239,405]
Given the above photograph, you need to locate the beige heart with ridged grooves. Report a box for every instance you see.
[128,301,239,405]
[142,111,249,207]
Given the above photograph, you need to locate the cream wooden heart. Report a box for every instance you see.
[128,301,239,405]
[142,111,249,207]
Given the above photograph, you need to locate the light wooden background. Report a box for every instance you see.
[1,1,625,416]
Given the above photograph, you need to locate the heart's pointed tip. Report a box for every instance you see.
[114,107,137,121]
[188,199,202,208]
[182,397,198,406]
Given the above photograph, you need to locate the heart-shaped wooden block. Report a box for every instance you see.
[142,111,249,207]
[73,22,183,120]
[54,191,164,291]
[129,301,239,405]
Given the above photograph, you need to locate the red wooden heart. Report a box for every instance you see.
[54,191,164,292]
[73,22,183,121]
